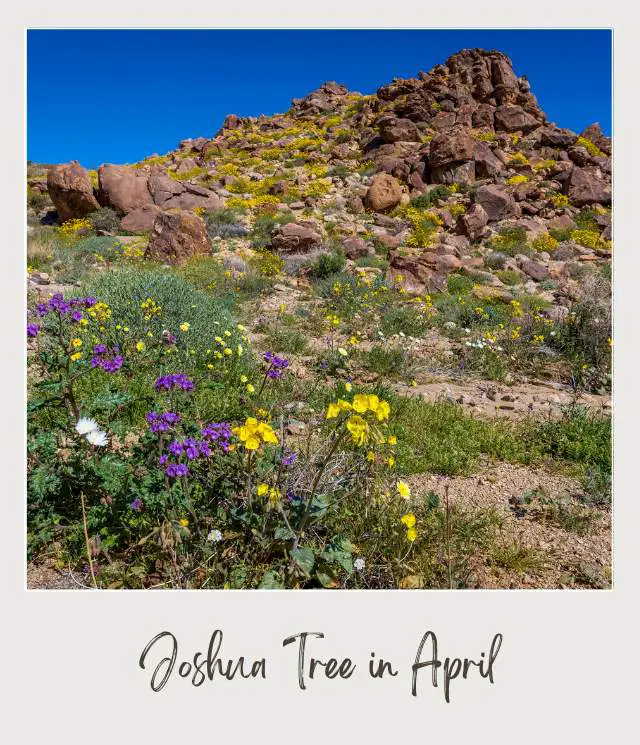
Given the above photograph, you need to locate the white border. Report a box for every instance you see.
[3,4,637,741]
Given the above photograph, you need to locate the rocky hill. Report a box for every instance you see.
[26,48,612,590]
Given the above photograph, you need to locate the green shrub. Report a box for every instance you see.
[88,207,121,233]
[83,267,237,355]
[308,251,346,278]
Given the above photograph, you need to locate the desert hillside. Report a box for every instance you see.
[27,48,612,589]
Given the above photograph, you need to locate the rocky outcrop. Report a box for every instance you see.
[120,204,162,232]
[97,165,153,215]
[46,161,100,222]
[144,210,212,263]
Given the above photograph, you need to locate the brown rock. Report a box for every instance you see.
[494,105,540,133]
[429,129,474,168]
[271,222,323,254]
[97,164,153,215]
[364,173,403,212]
[459,203,489,240]
[581,123,611,156]
[120,204,161,232]
[148,167,185,206]
[474,184,517,221]
[430,161,475,185]
[378,115,422,143]
[342,236,369,259]
[387,252,447,294]
[473,141,504,178]
[144,210,212,264]
[520,259,550,282]
[47,161,100,222]
[562,166,612,206]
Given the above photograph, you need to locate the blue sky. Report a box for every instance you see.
[27,29,612,168]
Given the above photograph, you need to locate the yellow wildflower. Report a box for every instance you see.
[397,480,411,499]
[180,322,190,332]
[401,512,416,528]
[257,483,269,496]
[346,415,369,446]
[135,341,145,352]
[71,338,82,348]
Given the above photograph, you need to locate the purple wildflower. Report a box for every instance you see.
[281,451,297,466]
[168,440,183,457]
[159,455,168,465]
[184,438,199,460]
[166,463,189,478]
[154,373,195,392]
[27,323,40,338]
[264,351,289,380]
[71,310,84,322]
[129,498,143,512]
[90,344,123,372]
[36,303,48,317]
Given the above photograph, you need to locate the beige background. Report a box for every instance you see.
[3,5,636,742]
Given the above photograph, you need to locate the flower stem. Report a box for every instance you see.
[80,491,98,589]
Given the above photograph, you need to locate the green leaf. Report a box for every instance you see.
[259,570,284,589]
[292,546,315,577]
[274,525,295,540]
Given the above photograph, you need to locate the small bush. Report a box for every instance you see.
[204,208,249,240]
[308,251,346,278]
[88,207,121,233]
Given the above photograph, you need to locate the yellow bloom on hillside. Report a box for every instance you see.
[406,527,418,542]
[70,352,82,361]
[397,480,411,499]
[233,418,279,451]
[71,338,82,348]
[257,483,269,496]
[179,518,189,527]
[180,322,190,332]
[401,512,416,528]
[246,383,255,394]
[136,341,145,352]
[346,415,369,446]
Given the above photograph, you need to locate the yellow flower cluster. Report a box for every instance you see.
[87,302,111,323]
[140,298,162,321]
[58,218,92,241]
[326,393,391,447]
[257,483,282,507]
[232,418,279,451]
[401,512,417,542]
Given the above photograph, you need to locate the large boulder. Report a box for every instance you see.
[494,105,540,133]
[474,184,517,221]
[429,129,474,168]
[148,167,186,205]
[46,161,100,222]
[120,204,162,233]
[144,210,212,264]
[271,222,323,254]
[473,141,504,178]
[430,161,475,185]
[364,173,403,212]
[562,166,612,206]
[378,115,422,144]
[97,164,153,215]
[387,252,448,294]
[459,203,489,240]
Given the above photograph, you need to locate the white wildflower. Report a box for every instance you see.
[86,429,109,447]
[354,557,365,572]
[75,417,99,436]
[207,529,223,543]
